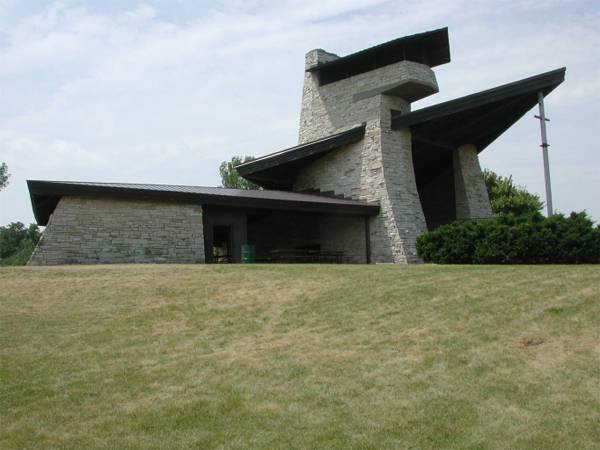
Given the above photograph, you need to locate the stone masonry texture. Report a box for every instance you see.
[453,144,493,220]
[299,53,438,144]
[29,196,205,265]
[29,40,494,266]
[295,51,438,263]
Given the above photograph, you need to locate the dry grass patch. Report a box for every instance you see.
[1,264,599,449]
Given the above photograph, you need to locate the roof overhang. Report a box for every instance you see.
[236,124,366,190]
[307,28,450,86]
[392,67,566,188]
[392,67,566,151]
[28,180,380,225]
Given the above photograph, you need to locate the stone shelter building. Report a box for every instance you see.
[27,28,565,265]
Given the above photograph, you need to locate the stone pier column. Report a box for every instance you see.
[371,98,427,263]
[453,144,493,220]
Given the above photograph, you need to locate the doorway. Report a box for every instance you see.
[212,225,231,263]
[203,207,247,263]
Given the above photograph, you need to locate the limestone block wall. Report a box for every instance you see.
[295,95,426,263]
[294,50,437,263]
[29,196,205,265]
[299,58,437,144]
[453,144,493,220]
[378,119,428,263]
[294,141,364,199]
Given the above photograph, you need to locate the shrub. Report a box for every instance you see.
[417,212,600,264]
[415,221,481,264]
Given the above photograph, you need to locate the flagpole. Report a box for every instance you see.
[535,91,553,217]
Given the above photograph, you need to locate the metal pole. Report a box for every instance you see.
[535,91,553,217]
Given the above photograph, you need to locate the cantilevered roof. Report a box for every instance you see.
[307,28,450,86]
[392,67,566,151]
[393,67,566,189]
[236,123,366,189]
[28,180,380,225]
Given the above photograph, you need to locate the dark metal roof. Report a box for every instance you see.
[236,123,366,189]
[28,180,380,225]
[392,67,566,150]
[307,28,450,86]
[393,67,566,189]
[238,69,564,195]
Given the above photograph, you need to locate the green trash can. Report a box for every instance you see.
[241,244,256,263]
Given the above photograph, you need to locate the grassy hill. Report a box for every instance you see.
[1,264,598,449]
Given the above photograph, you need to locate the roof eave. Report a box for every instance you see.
[392,67,566,130]
[306,27,451,75]
[27,180,380,225]
[236,123,366,178]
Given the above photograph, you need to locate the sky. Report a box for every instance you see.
[1,0,599,226]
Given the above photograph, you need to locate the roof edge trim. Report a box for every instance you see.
[236,123,366,177]
[392,67,566,129]
[306,27,450,74]
[27,179,380,225]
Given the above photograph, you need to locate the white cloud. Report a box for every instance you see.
[1,0,599,226]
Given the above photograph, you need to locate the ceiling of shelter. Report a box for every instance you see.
[395,67,566,186]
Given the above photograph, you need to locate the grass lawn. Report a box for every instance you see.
[1,264,599,449]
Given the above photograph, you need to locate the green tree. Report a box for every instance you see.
[219,156,259,190]
[0,222,41,266]
[483,169,543,219]
[0,162,9,190]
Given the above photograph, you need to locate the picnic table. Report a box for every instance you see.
[269,249,346,264]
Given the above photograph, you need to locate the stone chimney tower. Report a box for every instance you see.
[295,30,447,263]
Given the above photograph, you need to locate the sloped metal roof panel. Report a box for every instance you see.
[27,180,380,225]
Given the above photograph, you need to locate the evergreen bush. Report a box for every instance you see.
[417,212,600,264]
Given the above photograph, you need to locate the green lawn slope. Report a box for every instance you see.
[1,265,598,449]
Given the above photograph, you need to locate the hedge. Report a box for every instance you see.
[416,212,600,264]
